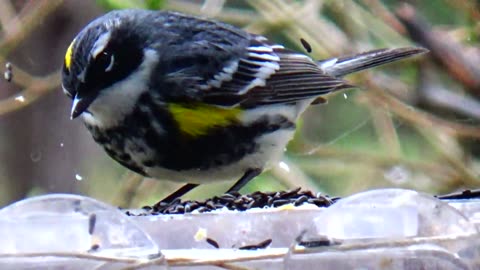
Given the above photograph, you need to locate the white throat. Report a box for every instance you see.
[81,49,158,129]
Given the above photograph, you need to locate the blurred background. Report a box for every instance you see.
[0,0,479,208]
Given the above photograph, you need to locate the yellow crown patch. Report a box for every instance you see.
[64,39,75,70]
[168,103,241,137]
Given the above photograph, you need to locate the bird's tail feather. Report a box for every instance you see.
[319,47,428,78]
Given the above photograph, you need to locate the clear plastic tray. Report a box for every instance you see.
[0,189,478,269]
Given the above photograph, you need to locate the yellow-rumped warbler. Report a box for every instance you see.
[61,9,426,201]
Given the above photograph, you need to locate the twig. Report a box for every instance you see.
[0,251,140,264]
[299,145,459,189]
[164,0,260,25]
[362,82,479,186]
[0,0,64,116]
[368,105,402,157]
[419,65,480,120]
[112,171,144,208]
[302,146,451,174]
[363,81,480,139]
[361,0,406,34]
[396,3,480,96]
[446,0,480,22]
[414,127,479,187]
[270,158,317,192]
[0,1,17,32]
[0,71,61,116]
[0,0,63,56]
[329,0,410,48]
[247,0,347,56]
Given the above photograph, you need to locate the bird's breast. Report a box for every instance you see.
[84,102,298,182]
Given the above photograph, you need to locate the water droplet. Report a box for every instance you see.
[30,151,42,162]
[384,165,409,185]
[75,174,83,181]
[15,96,25,103]
[4,70,12,82]
[343,93,348,99]
[4,62,12,82]
[279,161,290,173]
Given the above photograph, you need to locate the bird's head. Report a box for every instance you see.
[62,10,152,121]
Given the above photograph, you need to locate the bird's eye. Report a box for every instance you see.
[96,51,115,72]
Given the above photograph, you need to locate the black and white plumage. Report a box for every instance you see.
[61,9,426,200]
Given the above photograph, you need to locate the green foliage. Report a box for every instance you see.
[96,0,165,10]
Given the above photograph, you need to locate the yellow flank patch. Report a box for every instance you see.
[64,39,75,70]
[168,103,241,137]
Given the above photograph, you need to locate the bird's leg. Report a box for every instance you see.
[159,168,262,204]
[226,168,262,193]
[160,183,199,203]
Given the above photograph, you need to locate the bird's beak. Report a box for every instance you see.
[71,92,97,119]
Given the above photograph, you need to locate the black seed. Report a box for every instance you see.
[246,200,256,209]
[206,201,216,209]
[300,38,312,53]
[239,238,272,250]
[280,187,302,199]
[298,239,330,248]
[299,190,315,197]
[233,198,243,205]
[196,206,207,213]
[187,202,199,212]
[88,213,96,235]
[294,195,308,206]
[235,204,247,211]
[130,189,337,215]
[206,238,220,249]
[88,244,100,252]
[272,199,290,207]
[228,191,241,197]
[175,205,185,213]
[220,196,235,203]
[221,193,237,199]
[267,197,274,206]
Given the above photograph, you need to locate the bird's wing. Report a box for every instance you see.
[155,29,346,107]
[200,37,349,107]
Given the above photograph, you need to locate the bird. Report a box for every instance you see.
[61,9,426,202]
